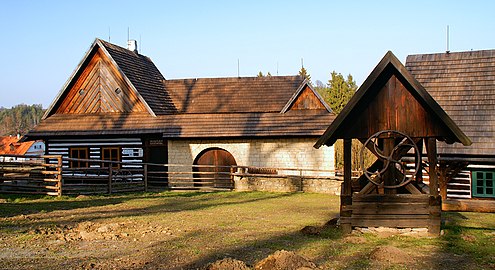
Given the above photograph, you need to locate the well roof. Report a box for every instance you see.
[315,51,471,148]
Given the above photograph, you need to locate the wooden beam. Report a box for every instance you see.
[343,139,352,196]
[442,199,495,213]
[426,138,441,235]
[341,139,352,234]
[416,138,423,183]
[404,182,422,194]
[426,138,439,197]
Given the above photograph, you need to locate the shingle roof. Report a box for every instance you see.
[315,51,470,148]
[164,76,305,114]
[406,49,495,156]
[30,39,334,140]
[98,39,177,114]
[27,111,334,138]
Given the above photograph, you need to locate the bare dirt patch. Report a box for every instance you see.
[205,258,251,270]
[369,246,413,264]
[254,250,317,270]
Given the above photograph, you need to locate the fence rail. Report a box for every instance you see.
[1,155,344,196]
[0,154,62,196]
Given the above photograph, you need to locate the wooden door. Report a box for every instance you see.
[144,139,168,188]
[194,148,236,189]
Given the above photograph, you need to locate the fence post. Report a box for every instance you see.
[57,156,63,197]
[108,165,113,194]
[144,164,148,192]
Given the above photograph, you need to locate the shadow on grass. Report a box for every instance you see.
[437,212,495,269]
[142,225,344,269]
[0,191,217,218]
[0,191,297,230]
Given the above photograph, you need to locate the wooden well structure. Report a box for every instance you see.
[315,51,471,234]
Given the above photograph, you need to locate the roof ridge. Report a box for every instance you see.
[407,49,495,61]
[164,75,301,82]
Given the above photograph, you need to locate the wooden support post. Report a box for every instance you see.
[340,139,353,234]
[108,166,113,194]
[144,164,148,192]
[426,138,441,235]
[416,139,423,183]
[427,138,439,197]
[56,156,63,197]
[383,138,397,194]
[439,166,448,200]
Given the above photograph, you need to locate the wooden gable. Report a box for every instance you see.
[56,47,148,114]
[315,51,471,148]
[281,81,332,113]
[342,74,449,139]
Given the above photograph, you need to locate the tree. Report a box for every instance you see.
[325,71,357,114]
[257,71,272,77]
[0,104,45,136]
[314,71,367,171]
[298,67,311,82]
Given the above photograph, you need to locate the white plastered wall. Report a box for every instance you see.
[167,138,334,177]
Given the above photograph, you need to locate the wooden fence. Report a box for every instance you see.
[0,155,341,196]
[0,155,62,196]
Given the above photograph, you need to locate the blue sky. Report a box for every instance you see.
[1,0,494,108]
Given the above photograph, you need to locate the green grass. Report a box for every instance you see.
[0,192,494,269]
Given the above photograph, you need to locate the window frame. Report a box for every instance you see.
[69,147,89,168]
[101,147,121,169]
[472,170,495,198]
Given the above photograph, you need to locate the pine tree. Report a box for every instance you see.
[298,67,311,82]
[326,71,357,114]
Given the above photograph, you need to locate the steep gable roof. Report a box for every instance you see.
[406,49,495,156]
[315,51,471,148]
[99,40,176,114]
[281,80,332,113]
[44,39,175,118]
[28,39,335,140]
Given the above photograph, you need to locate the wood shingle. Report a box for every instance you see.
[28,39,334,140]
[406,49,495,156]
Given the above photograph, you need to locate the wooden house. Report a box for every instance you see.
[24,38,335,188]
[406,50,495,202]
[0,136,44,161]
[314,51,471,234]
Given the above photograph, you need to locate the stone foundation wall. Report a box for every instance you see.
[167,138,335,186]
[234,175,341,195]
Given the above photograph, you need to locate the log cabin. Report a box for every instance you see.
[406,50,495,203]
[23,38,335,189]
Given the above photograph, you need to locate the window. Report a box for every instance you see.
[69,148,88,168]
[472,171,495,198]
[102,147,121,169]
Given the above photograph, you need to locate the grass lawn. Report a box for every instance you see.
[0,191,494,269]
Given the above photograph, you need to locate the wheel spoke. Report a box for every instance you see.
[360,130,420,189]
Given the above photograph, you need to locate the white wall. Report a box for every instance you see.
[168,138,334,176]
